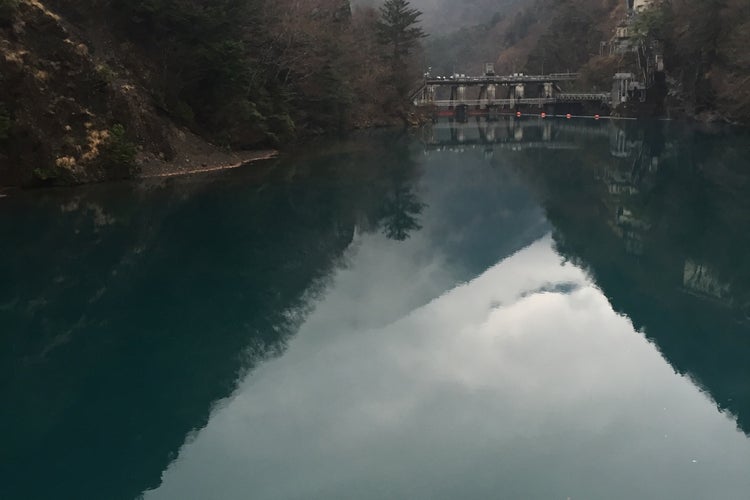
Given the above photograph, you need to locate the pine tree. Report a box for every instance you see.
[376,0,426,64]
[375,0,426,104]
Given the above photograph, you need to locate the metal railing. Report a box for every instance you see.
[424,98,558,107]
[417,94,612,107]
[424,73,580,86]
[557,93,611,102]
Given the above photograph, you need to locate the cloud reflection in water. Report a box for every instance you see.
[145,235,750,500]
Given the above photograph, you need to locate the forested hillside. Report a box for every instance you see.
[641,0,750,122]
[2,0,749,187]
[423,0,621,76]
[0,0,426,186]
[425,0,750,122]
[506,0,750,123]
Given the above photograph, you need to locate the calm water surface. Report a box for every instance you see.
[3,119,750,499]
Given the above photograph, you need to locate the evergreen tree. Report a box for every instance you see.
[376,0,426,104]
[376,0,426,64]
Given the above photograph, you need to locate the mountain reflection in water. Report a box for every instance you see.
[2,120,750,499]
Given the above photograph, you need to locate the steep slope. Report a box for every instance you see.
[0,0,419,187]
[658,0,750,122]
[424,0,750,122]
[496,0,750,121]
[0,0,290,186]
[424,0,621,76]
[0,0,173,186]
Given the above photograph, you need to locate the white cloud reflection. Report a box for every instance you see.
[144,235,750,500]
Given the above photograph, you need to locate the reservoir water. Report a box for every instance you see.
[3,118,750,499]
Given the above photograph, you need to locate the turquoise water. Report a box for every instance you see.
[3,119,750,499]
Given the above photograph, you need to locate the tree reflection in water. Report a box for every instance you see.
[510,119,750,436]
[374,132,426,241]
[379,184,425,241]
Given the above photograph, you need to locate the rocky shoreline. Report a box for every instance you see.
[140,150,278,179]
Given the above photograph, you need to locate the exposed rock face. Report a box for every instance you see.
[0,0,409,187]
[0,1,177,186]
[633,0,658,12]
